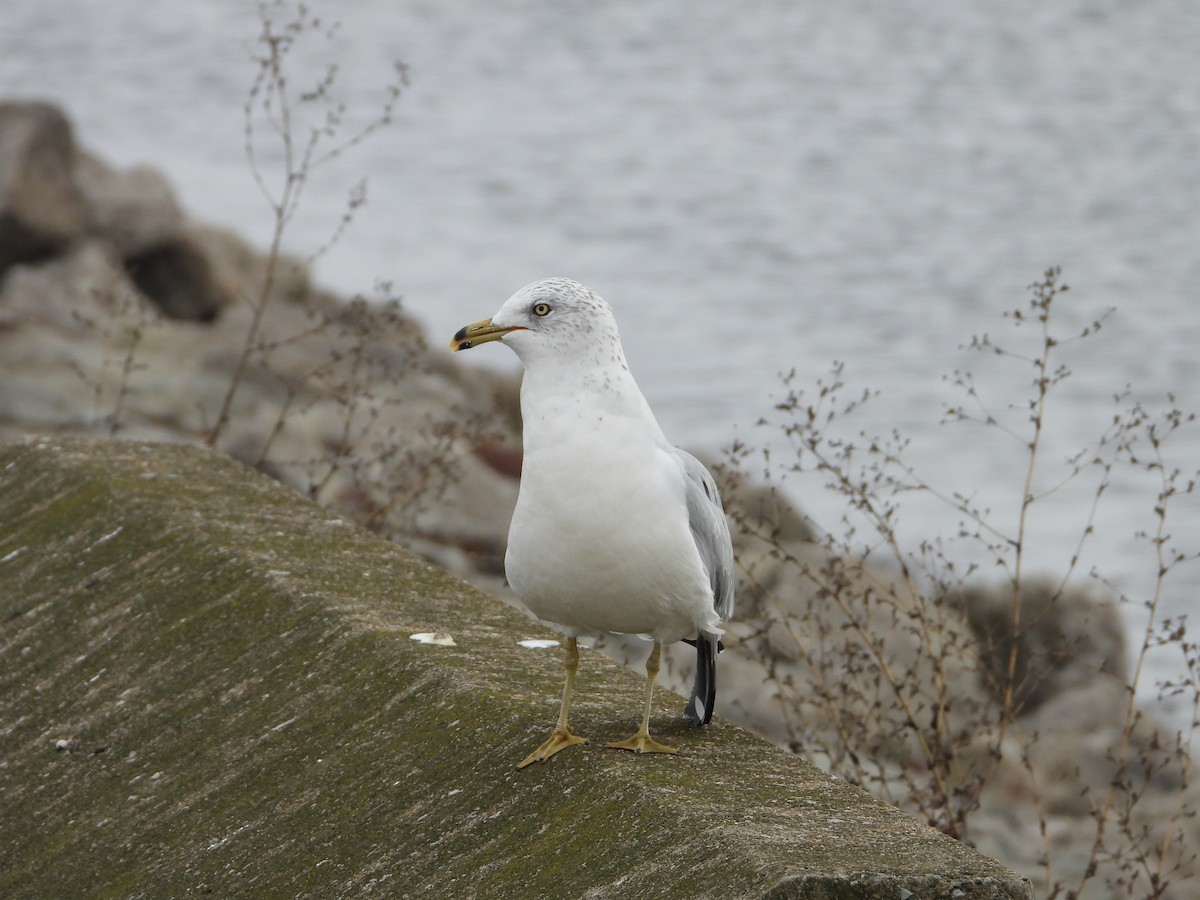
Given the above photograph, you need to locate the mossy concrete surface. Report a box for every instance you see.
[0,437,1032,899]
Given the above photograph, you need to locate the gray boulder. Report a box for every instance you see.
[0,101,86,271]
[76,150,184,257]
[953,577,1128,715]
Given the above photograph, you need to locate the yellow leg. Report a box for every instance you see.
[518,637,588,768]
[606,642,678,755]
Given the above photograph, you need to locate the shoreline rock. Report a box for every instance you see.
[0,101,86,270]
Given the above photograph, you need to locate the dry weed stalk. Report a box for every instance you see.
[207,0,407,448]
[68,262,158,436]
[725,268,1198,896]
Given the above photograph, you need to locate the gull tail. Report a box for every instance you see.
[683,633,719,726]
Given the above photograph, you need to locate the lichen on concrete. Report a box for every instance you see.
[0,437,1032,899]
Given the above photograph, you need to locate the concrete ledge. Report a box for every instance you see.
[0,438,1032,898]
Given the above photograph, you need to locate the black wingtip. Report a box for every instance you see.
[683,634,718,726]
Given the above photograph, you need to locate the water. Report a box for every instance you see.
[4,0,1199,723]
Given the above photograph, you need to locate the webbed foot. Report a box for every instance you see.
[606,731,677,755]
[517,727,587,768]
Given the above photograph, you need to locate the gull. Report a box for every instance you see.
[451,278,734,767]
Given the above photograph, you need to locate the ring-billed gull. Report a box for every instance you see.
[451,278,734,767]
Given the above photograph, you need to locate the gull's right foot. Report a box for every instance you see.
[517,727,587,769]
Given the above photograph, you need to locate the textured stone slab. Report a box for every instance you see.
[0,438,1032,898]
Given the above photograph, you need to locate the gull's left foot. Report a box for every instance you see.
[606,731,677,755]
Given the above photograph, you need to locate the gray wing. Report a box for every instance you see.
[675,449,735,622]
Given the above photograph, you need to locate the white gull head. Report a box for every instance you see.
[451,278,624,366]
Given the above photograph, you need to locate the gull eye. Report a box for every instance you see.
[532,302,552,317]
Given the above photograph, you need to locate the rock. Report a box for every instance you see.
[953,577,1128,715]
[0,437,1035,899]
[188,220,311,308]
[0,238,142,335]
[126,232,227,321]
[76,151,184,256]
[962,675,1200,897]
[0,104,226,322]
[0,101,86,271]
